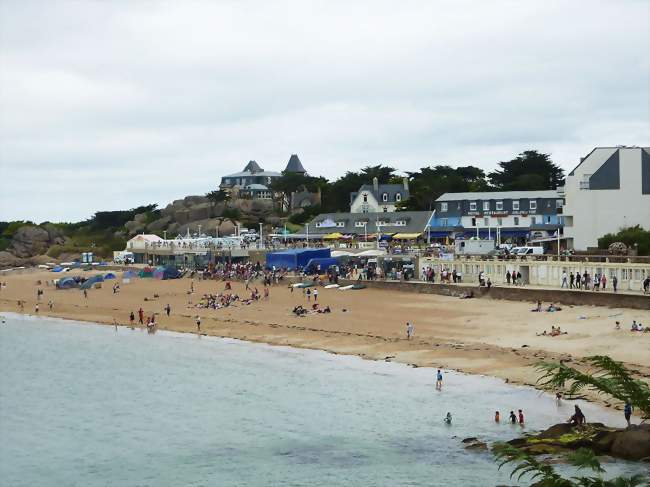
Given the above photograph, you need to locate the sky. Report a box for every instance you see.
[1,0,649,223]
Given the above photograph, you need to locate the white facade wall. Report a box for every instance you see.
[563,148,650,250]
[459,214,555,228]
[350,192,395,213]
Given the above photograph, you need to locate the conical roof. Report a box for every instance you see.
[284,154,306,173]
[243,160,263,173]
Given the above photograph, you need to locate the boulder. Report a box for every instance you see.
[610,426,650,461]
[188,204,211,222]
[146,216,172,233]
[9,226,51,257]
[0,251,25,268]
[28,255,55,266]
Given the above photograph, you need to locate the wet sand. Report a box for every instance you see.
[1,269,649,412]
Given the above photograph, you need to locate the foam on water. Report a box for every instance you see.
[0,314,644,486]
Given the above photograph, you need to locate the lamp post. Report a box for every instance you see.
[163,230,167,240]
[259,222,263,249]
[306,223,309,246]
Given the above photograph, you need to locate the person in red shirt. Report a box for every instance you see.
[518,409,525,425]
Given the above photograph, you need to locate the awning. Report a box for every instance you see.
[323,232,344,240]
[427,231,453,238]
[392,233,422,239]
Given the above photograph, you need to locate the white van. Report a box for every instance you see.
[516,246,544,256]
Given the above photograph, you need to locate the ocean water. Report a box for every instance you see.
[0,314,645,487]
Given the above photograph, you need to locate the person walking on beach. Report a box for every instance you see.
[196,316,201,333]
[48,299,53,311]
[624,401,633,427]
[34,303,39,313]
[509,411,517,424]
[138,307,144,325]
[436,369,443,390]
[129,311,135,326]
[313,289,318,302]
[518,409,525,425]
[406,322,414,340]
[306,289,311,301]
[164,304,171,317]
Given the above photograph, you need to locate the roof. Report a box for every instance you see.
[222,170,282,179]
[351,183,410,204]
[436,190,560,202]
[285,154,306,173]
[568,146,650,176]
[304,211,431,235]
[243,160,263,173]
[129,234,163,242]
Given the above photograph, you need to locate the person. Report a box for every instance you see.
[612,275,618,293]
[306,288,311,301]
[575,272,581,289]
[518,409,524,425]
[569,272,575,289]
[406,322,414,340]
[486,277,492,289]
[509,411,517,424]
[615,321,621,330]
[313,289,318,302]
[196,316,201,333]
[264,287,269,300]
[495,411,500,422]
[556,392,562,405]
[114,319,118,332]
[138,308,144,325]
[631,320,639,331]
[83,289,88,299]
[436,369,443,390]
[48,299,53,311]
[506,270,511,285]
[34,303,39,313]
[624,401,633,427]
[444,412,452,424]
[643,276,650,295]
[165,304,171,316]
[129,311,135,325]
[561,271,568,288]
[569,405,585,426]
[601,274,607,290]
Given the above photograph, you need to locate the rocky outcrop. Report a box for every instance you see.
[0,251,25,268]
[9,225,66,258]
[505,422,650,462]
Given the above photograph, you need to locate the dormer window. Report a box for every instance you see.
[395,193,402,202]
[382,192,389,202]
[441,202,448,212]
[363,193,368,203]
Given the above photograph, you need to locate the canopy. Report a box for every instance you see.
[392,233,422,240]
[266,248,331,270]
[152,266,179,280]
[331,250,353,257]
[304,257,340,273]
[322,232,344,240]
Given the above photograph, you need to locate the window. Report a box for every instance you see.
[483,217,489,226]
[363,193,368,203]
[496,201,503,211]
[315,222,323,227]
[514,216,519,226]
[457,202,461,210]
[394,220,407,226]
[383,207,388,212]
[441,218,448,227]
[355,221,367,228]
[382,193,388,202]
[556,199,563,209]
[497,217,503,226]
[546,216,551,224]
[483,201,490,211]
[531,216,536,225]
[441,202,448,212]
[529,200,537,211]
[395,193,402,202]
[336,222,344,228]
[512,200,519,211]
[471,217,476,226]
[470,202,477,211]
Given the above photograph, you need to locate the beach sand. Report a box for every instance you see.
[1,269,649,411]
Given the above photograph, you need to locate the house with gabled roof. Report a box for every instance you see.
[350,177,410,213]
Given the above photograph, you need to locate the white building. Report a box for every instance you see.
[350,177,410,213]
[562,146,650,250]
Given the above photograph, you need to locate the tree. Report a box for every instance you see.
[488,150,565,191]
[320,165,397,213]
[492,356,650,486]
[271,172,327,212]
[205,190,230,205]
[598,226,650,256]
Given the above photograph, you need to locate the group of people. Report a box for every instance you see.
[292,303,331,316]
[532,300,562,312]
[561,270,617,292]
[505,270,523,285]
[421,267,463,284]
[537,325,568,337]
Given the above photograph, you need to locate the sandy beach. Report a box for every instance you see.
[1,269,649,411]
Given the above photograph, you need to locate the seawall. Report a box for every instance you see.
[342,279,650,310]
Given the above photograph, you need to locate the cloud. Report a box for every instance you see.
[0,0,648,221]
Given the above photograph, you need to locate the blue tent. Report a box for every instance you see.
[56,277,78,289]
[52,266,63,272]
[80,274,104,290]
[304,257,339,273]
[266,248,331,270]
[104,273,117,279]
[123,270,137,279]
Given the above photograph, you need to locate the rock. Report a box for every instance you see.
[9,226,51,257]
[610,426,650,461]
[28,255,55,265]
[0,251,25,268]
[462,437,488,450]
[146,216,171,233]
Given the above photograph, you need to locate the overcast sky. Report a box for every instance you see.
[1,0,648,222]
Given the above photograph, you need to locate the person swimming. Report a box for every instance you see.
[444,412,452,424]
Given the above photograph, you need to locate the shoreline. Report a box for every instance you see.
[1,269,649,418]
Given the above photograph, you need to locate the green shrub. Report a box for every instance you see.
[598,225,650,255]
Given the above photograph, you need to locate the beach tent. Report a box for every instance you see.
[80,274,104,290]
[153,266,165,280]
[162,265,180,279]
[139,266,155,278]
[122,270,137,279]
[56,277,79,289]
[104,272,117,279]
[266,248,331,270]
[52,266,63,272]
[304,257,340,274]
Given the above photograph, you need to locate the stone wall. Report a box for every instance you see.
[342,279,650,310]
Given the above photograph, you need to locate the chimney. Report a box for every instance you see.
[373,177,379,193]
[402,177,409,191]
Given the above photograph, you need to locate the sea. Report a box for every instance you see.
[0,314,646,486]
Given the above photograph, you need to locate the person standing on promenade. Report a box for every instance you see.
[561,271,568,288]
[601,274,607,291]
[575,272,581,289]
[506,271,511,285]
[613,275,618,292]
[569,272,575,289]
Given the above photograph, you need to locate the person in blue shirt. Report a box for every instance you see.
[624,401,633,427]
[436,369,443,390]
